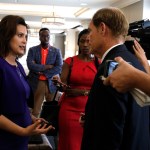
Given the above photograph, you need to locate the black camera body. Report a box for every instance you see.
[127,19,150,59]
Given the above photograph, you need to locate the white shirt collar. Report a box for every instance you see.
[101,43,123,62]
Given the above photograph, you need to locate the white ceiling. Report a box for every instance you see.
[0,0,141,34]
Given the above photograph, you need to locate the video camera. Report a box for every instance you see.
[128,19,150,39]
[126,19,150,59]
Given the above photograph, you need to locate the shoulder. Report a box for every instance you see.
[0,57,4,70]
[64,56,76,65]
[0,57,7,69]
[29,45,40,50]
[0,57,4,63]
[50,46,61,52]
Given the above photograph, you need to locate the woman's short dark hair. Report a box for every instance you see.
[77,29,90,54]
[77,29,90,45]
[0,15,29,57]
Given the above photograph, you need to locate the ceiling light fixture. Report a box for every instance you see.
[42,12,65,26]
[41,0,65,26]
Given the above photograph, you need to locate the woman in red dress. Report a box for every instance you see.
[58,29,100,150]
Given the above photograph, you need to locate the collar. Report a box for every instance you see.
[101,43,123,62]
[41,44,50,50]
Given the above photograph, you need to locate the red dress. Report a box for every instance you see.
[58,56,98,150]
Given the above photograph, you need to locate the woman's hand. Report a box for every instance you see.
[52,76,70,92]
[52,75,60,82]
[31,114,48,124]
[22,119,55,136]
[133,40,150,74]
[0,115,54,137]
[79,113,85,127]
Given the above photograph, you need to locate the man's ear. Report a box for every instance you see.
[98,22,106,35]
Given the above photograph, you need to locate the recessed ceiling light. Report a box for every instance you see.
[74,7,89,17]
[80,3,87,6]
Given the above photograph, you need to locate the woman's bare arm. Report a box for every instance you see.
[0,115,53,136]
[133,40,150,74]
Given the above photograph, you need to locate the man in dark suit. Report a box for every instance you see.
[81,7,150,150]
[27,28,63,118]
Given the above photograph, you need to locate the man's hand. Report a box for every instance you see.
[44,65,54,70]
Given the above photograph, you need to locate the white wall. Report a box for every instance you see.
[122,1,143,23]
[64,29,77,59]
[53,34,65,58]
[122,0,150,22]
[19,36,40,74]
[143,0,150,19]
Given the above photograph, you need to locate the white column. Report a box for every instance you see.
[64,29,77,59]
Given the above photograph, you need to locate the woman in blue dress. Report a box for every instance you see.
[0,15,53,150]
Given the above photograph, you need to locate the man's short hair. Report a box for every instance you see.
[39,28,50,35]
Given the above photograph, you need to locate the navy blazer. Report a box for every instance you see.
[26,45,63,93]
[81,44,150,150]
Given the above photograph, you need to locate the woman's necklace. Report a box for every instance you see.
[78,54,94,62]
[16,66,22,78]
[5,56,17,66]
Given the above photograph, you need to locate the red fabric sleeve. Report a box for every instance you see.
[64,56,75,66]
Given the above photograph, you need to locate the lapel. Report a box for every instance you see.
[46,46,55,64]
[36,45,42,62]
[46,46,51,64]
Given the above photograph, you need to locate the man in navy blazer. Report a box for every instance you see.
[26,28,63,118]
[81,8,150,150]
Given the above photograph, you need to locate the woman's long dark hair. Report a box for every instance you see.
[0,15,29,58]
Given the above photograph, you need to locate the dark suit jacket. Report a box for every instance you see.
[26,45,63,93]
[81,44,150,150]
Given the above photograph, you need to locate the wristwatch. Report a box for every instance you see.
[83,90,89,96]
